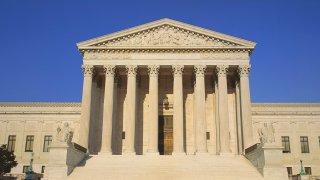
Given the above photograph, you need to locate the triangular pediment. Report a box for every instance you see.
[77,18,256,50]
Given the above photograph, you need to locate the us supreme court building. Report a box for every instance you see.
[0,19,319,180]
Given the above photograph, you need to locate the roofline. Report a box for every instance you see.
[252,103,320,107]
[0,102,81,107]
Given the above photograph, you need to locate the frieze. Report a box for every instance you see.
[84,52,131,60]
[200,52,248,60]
[83,52,249,61]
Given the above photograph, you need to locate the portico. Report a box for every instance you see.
[76,18,256,156]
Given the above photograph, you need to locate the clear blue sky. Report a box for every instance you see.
[0,0,319,102]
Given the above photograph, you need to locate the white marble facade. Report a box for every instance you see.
[0,19,319,178]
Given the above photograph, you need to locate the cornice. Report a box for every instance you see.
[0,102,81,107]
[252,103,320,108]
[0,103,81,115]
[251,103,320,116]
[79,47,253,54]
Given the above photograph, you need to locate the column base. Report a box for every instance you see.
[123,151,136,156]
[99,151,112,155]
[172,152,186,156]
[195,151,209,156]
[146,151,159,156]
[219,152,234,157]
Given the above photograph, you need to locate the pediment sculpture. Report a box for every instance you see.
[91,25,242,47]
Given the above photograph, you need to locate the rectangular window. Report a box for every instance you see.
[43,135,52,152]
[281,136,291,153]
[300,136,309,153]
[25,135,34,152]
[7,135,16,152]
[305,167,312,175]
[41,166,45,173]
[286,167,292,177]
[23,166,29,173]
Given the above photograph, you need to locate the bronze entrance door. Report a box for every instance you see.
[158,116,173,155]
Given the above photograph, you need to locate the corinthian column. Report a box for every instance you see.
[124,65,138,155]
[100,65,116,154]
[147,65,160,154]
[238,65,254,150]
[216,65,231,154]
[194,65,207,154]
[79,65,95,151]
[172,65,184,154]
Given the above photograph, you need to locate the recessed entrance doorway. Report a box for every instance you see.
[158,115,173,155]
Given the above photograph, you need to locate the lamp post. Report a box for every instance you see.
[25,152,34,180]
[300,160,305,176]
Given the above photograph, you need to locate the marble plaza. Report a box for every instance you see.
[0,19,319,180]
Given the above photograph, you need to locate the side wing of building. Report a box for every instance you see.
[0,102,319,176]
[252,103,320,176]
[0,103,81,174]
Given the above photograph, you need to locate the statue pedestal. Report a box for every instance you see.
[44,142,86,180]
[262,144,288,180]
[245,143,287,180]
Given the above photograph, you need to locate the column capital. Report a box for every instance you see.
[216,65,228,77]
[172,65,184,77]
[194,65,206,77]
[103,65,116,77]
[237,65,251,77]
[148,65,160,77]
[82,65,95,77]
[126,65,138,77]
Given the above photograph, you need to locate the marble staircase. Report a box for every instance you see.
[67,155,264,180]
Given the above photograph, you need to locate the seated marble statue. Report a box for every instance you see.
[258,122,275,144]
[56,122,74,145]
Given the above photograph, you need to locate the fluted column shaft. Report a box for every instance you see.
[79,65,95,151]
[238,65,254,150]
[147,65,160,154]
[125,65,138,154]
[216,65,231,154]
[100,65,116,154]
[194,65,207,153]
[172,65,184,154]
[235,80,243,154]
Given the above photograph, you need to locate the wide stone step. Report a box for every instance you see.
[67,155,264,180]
